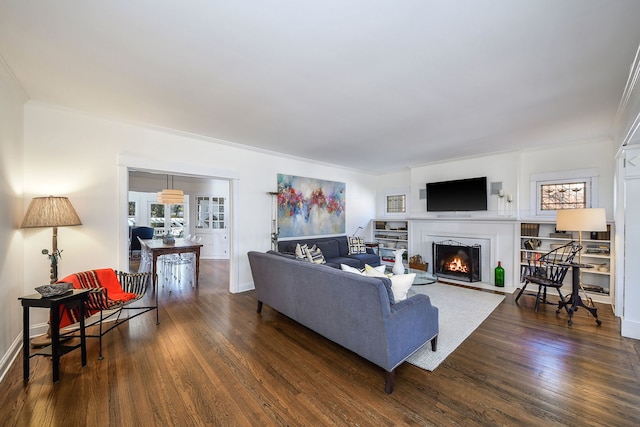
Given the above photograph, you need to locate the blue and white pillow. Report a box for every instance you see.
[305,245,326,264]
[348,237,367,254]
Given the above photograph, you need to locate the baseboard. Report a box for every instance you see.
[0,333,22,384]
[621,318,640,340]
[236,282,255,293]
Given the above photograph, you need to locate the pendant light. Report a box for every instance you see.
[157,175,184,204]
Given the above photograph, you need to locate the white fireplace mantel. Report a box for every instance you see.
[408,218,518,293]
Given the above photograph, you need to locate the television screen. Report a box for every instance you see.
[426,177,488,212]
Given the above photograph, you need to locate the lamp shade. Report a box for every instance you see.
[21,196,82,228]
[157,189,184,204]
[556,208,606,232]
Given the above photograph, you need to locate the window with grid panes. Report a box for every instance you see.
[386,194,406,214]
[196,196,226,230]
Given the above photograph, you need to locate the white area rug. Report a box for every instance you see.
[406,283,505,371]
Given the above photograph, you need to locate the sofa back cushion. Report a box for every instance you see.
[278,236,350,257]
[315,239,340,260]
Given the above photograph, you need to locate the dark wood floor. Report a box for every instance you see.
[2,260,639,426]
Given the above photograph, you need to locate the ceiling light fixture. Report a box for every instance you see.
[157,175,184,204]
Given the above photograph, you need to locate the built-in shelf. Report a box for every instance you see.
[519,221,614,303]
[372,220,409,266]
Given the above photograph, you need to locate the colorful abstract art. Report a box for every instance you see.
[277,174,345,238]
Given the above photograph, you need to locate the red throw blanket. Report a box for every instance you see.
[58,268,137,329]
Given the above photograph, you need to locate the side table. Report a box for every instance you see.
[557,263,601,326]
[19,288,90,383]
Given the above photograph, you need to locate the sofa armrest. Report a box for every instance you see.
[385,294,439,368]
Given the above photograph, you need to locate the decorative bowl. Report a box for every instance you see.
[35,282,73,297]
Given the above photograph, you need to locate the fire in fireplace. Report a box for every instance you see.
[432,240,481,282]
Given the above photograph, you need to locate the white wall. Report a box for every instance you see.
[21,102,377,304]
[0,64,27,380]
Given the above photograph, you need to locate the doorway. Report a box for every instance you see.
[118,154,239,293]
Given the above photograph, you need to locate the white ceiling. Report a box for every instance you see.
[1,1,639,174]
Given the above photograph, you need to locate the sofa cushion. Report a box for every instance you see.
[315,240,340,260]
[348,236,367,254]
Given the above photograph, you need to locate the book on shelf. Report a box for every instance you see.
[520,223,540,237]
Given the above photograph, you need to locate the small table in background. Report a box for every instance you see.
[19,288,90,383]
[365,242,379,255]
[139,238,204,289]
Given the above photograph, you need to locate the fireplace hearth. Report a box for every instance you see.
[433,240,481,282]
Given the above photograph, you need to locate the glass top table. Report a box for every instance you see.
[385,266,437,285]
[409,268,438,285]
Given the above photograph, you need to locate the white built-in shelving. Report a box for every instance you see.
[519,221,614,304]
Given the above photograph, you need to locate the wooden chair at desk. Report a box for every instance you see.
[516,242,581,313]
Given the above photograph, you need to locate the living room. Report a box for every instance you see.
[2,2,640,424]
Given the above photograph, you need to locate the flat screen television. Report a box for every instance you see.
[426,177,488,212]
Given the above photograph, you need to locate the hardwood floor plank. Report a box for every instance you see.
[2,259,640,426]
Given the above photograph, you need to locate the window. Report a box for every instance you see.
[386,194,406,214]
[540,181,587,210]
[531,169,598,216]
[149,202,185,236]
[128,201,136,227]
[196,196,226,230]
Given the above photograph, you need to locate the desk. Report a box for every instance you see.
[19,289,90,382]
[557,263,601,326]
[140,238,204,288]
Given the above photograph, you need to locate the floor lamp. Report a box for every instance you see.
[556,208,607,305]
[21,196,82,284]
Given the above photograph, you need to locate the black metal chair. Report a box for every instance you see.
[516,242,581,312]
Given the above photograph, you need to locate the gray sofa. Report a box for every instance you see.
[247,250,439,393]
[277,235,380,269]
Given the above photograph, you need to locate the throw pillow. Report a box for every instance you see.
[389,273,416,302]
[305,245,326,264]
[364,264,387,275]
[295,243,308,260]
[348,236,367,254]
[363,265,395,304]
[341,264,363,275]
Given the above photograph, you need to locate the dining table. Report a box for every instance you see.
[139,238,204,289]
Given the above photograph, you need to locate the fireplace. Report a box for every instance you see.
[432,240,481,282]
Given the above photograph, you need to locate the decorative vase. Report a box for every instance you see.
[392,249,406,275]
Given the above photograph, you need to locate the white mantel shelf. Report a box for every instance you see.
[408,216,519,222]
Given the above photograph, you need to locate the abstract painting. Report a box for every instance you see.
[276,174,345,238]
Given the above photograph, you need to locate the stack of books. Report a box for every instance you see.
[585,244,610,255]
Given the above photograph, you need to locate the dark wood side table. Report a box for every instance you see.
[365,242,379,255]
[557,263,601,326]
[19,289,90,383]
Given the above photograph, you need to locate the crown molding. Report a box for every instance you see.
[0,54,29,102]
[614,43,640,147]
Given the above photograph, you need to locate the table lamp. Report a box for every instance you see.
[21,196,82,284]
[556,208,607,297]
